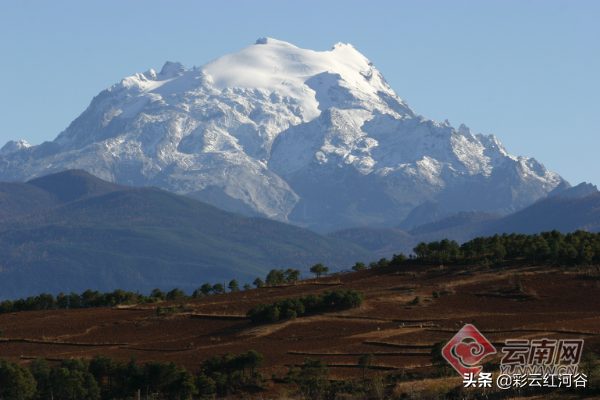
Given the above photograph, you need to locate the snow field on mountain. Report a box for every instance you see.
[0,38,567,229]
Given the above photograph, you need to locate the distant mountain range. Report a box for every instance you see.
[0,38,569,232]
[0,170,373,300]
[0,170,597,300]
[392,182,599,231]
[328,190,600,257]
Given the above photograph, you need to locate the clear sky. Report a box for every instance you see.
[1,0,599,187]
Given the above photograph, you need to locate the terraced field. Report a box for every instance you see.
[1,261,599,396]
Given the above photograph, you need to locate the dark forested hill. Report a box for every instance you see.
[0,171,374,300]
[0,170,129,220]
[26,169,130,203]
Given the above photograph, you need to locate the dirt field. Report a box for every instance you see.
[1,261,599,389]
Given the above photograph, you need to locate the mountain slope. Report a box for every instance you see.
[329,193,600,257]
[326,226,412,253]
[26,169,129,203]
[396,201,447,231]
[408,211,503,237]
[0,182,59,220]
[0,38,567,232]
[0,170,129,220]
[548,182,598,198]
[0,171,374,300]
[480,193,600,236]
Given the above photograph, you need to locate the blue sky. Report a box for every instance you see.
[1,0,599,186]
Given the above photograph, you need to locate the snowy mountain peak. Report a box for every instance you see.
[0,139,30,155]
[198,38,414,122]
[143,69,157,81]
[332,42,356,51]
[0,38,568,231]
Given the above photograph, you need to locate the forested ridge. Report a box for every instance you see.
[0,175,373,300]
[412,229,600,266]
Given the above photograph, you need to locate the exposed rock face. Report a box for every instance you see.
[0,38,567,232]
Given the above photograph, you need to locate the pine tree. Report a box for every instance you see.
[31,358,52,399]
[285,269,301,282]
[298,358,329,390]
[266,269,286,284]
[228,280,240,292]
[200,283,213,295]
[253,277,265,288]
[212,283,225,294]
[246,350,265,378]
[358,353,374,382]
[309,263,328,277]
[195,373,216,397]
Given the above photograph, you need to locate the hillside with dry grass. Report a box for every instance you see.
[2,255,600,398]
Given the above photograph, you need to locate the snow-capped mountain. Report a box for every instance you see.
[0,38,567,232]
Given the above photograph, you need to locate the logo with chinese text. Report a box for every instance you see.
[500,338,584,375]
[442,324,497,376]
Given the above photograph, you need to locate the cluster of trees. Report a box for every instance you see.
[284,355,377,393]
[0,289,165,315]
[413,239,461,261]
[285,358,330,391]
[413,230,600,265]
[0,351,266,400]
[247,289,365,323]
[0,281,248,315]
[249,255,409,291]
[251,268,302,288]
[198,350,265,395]
[190,280,246,297]
[350,253,407,271]
[0,358,37,399]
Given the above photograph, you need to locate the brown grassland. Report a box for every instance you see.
[2,260,600,398]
